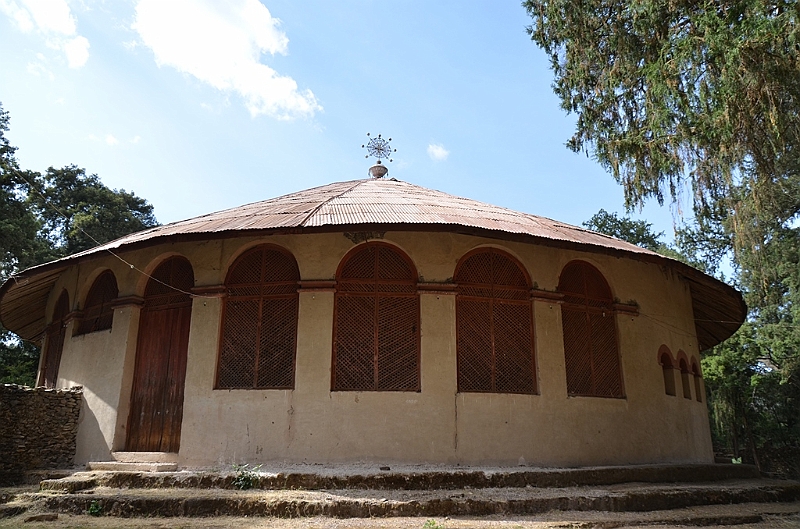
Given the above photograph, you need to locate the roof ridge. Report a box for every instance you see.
[299,179,368,227]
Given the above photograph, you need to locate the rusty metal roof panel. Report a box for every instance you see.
[0,177,745,347]
[10,178,659,263]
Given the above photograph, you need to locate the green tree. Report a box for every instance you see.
[31,165,157,255]
[583,209,663,251]
[529,0,800,477]
[523,0,800,213]
[0,103,158,385]
[583,208,707,270]
[0,105,51,279]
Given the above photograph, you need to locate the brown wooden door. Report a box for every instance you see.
[126,257,193,453]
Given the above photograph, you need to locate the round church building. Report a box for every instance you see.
[0,173,745,468]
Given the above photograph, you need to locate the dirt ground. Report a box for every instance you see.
[2,502,799,529]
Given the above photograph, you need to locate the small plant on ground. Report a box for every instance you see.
[232,463,262,490]
[423,519,445,529]
[87,500,102,516]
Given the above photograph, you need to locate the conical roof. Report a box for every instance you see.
[0,178,745,348]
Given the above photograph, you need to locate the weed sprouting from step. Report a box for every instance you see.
[232,463,263,490]
[87,500,102,516]
[423,520,445,529]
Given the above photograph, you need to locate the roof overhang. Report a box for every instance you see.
[0,222,746,349]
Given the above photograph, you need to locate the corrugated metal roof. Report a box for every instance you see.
[39,178,659,260]
[0,177,746,346]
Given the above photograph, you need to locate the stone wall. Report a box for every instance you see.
[0,384,82,484]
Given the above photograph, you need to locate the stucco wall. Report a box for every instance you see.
[46,231,712,467]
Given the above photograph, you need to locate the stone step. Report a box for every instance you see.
[85,461,178,472]
[85,452,179,473]
[54,463,760,492]
[110,451,178,464]
[38,479,800,518]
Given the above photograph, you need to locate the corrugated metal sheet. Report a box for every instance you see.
[0,177,746,346]
[17,178,658,260]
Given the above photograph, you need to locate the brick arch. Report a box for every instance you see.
[216,244,300,389]
[332,241,420,391]
[676,350,691,372]
[558,260,623,398]
[658,344,675,367]
[454,247,536,394]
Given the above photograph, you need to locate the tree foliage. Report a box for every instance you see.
[583,209,664,250]
[31,165,157,256]
[524,0,800,212]
[0,103,158,385]
[528,0,800,477]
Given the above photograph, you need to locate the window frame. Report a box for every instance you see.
[215,244,300,390]
[331,241,421,392]
[558,260,625,398]
[454,247,537,395]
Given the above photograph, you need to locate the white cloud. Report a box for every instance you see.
[0,0,33,31]
[427,143,450,161]
[26,61,54,79]
[105,134,119,145]
[21,0,75,34]
[0,0,90,68]
[130,136,141,144]
[64,35,89,68]
[132,0,321,120]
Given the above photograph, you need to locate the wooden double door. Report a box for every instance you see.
[126,257,194,453]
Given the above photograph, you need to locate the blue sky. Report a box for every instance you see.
[0,0,684,238]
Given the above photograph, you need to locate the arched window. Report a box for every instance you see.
[455,248,536,394]
[558,261,623,398]
[40,290,70,388]
[75,270,118,335]
[691,359,703,402]
[679,358,692,399]
[659,347,676,396]
[332,242,419,391]
[217,245,300,389]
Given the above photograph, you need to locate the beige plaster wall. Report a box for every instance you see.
[52,230,712,467]
[55,305,139,464]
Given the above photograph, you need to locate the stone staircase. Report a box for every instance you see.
[2,463,799,523]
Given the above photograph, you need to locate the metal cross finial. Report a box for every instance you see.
[361,133,396,163]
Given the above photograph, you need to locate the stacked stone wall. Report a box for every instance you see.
[0,384,82,484]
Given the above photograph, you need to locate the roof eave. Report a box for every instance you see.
[0,222,746,348]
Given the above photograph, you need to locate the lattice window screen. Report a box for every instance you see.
[333,243,419,391]
[456,249,536,394]
[217,246,299,389]
[41,290,70,388]
[75,270,118,335]
[558,261,623,397]
[144,257,194,309]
